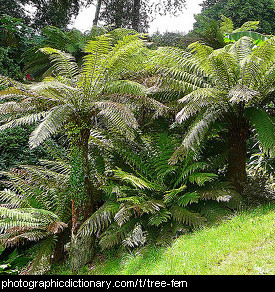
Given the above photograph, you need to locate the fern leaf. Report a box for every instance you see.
[148,208,172,226]
[78,202,119,237]
[245,107,275,157]
[170,205,206,227]
[29,105,71,149]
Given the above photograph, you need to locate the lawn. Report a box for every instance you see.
[84,203,275,275]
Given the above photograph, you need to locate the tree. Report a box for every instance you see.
[0,0,86,30]
[93,0,103,26]
[0,30,165,270]
[98,0,186,32]
[152,36,275,193]
[196,0,275,35]
[0,0,30,21]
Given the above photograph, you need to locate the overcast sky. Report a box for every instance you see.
[70,0,203,34]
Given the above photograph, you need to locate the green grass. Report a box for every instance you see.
[85,203,275,275]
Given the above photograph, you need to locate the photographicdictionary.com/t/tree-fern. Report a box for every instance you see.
[151,35,275,193]
[0,29,167,270]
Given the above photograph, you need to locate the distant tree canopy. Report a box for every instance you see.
[196,0,275,35]
[96,0,186,32]
[0,0,85,30]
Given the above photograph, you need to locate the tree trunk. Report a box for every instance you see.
[93,0,102,26]
[132,0,141,32]
[69,125,95,271]
[226,120,249,193]
[114,0,124,28]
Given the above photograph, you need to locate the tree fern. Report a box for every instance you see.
[150,35,275,193]
[82,133,235,249]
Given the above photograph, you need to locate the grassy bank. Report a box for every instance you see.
[81,203,275,275]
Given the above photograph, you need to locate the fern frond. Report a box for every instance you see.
[112,167,156,190]
[245,107,275,157]
[40,47,79,82]
[176,88,226,123]
[78,202,119,237]
[170,205,207,226]
[122,223,146,248]
[163,184,187,204]
[196,181,238,201]
[0,112,49,131]
[29,105,71,149]
[95,101,138,140]
[188,172,218,186]
[170,109,220,164]
[228,36,255,62]
[20,235,57,275]
[148,208,172,226]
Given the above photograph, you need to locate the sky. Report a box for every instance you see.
[70,0,203,34]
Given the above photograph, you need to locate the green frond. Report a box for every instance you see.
[95,101,139,140]
[0,188,28,208]
[177,192,200,207]
[228,36,255,62]
[0,112,49,131]
[171,109,219,164]
[196,181,238,201]
[220,15,234,34]
[239,55,264,89]
[104,80,147,97]
[20,235,57,275]
[29,77,79,103]
[170,205,207,227]
[99,220,137,250]
[78,202,119,237]
[103,34,145,78]
[188,172,218,186]
[40,47,79,81]
[112,167,156,190]
[228,84,260,103]
[245,107,275,157]
[176,88,225,123]
[234,21,259,33]
[194,200,232,223]
[29,105,71,149]
[122,223,146,248]
[251,36,275,64]
[164,185,187,204]
[187,41,214,61]
[148,208,172,226]
[113,203,132,227]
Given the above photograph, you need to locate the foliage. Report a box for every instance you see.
[0,126,50,172]
[98,0,187,32]
[22,25,109,80]
[0,15,38,80]
[0,248,31,275]
[149,31,191,50]
[0,28,168,270]
[196,0,275,35]
[0,0,85,31]
[149,35,275,193]
[0,156,71,274]
[79,133,235,250]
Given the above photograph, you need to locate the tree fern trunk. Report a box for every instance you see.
[227,119,249,193]
[69,125,95,271]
